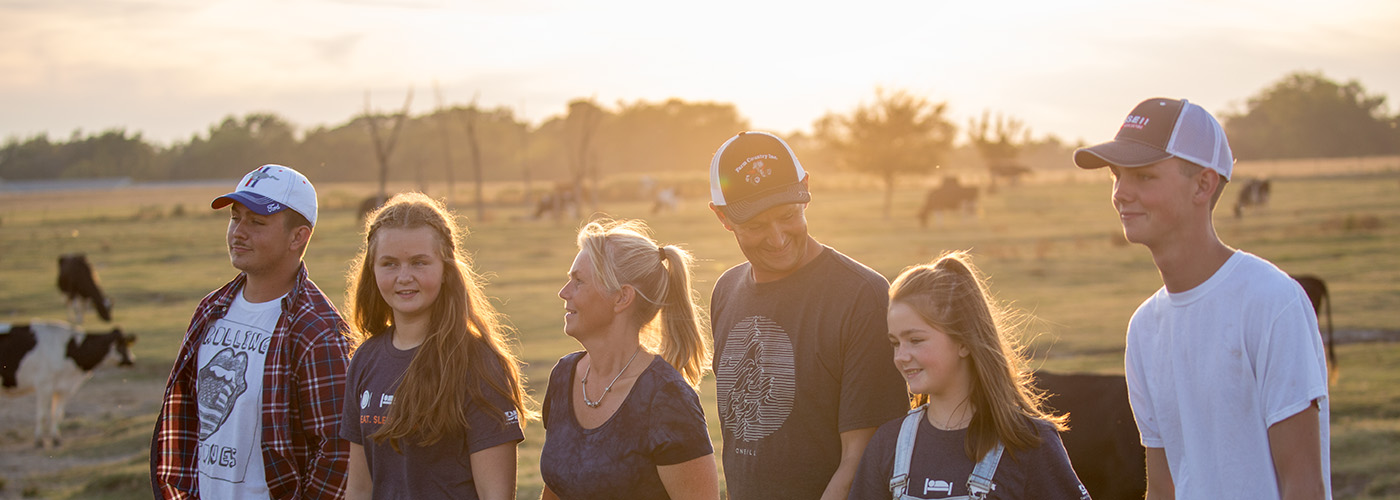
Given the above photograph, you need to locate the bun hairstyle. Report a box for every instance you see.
[889,250,1065,461]
[346,192,535,451]
[576,219,712,388]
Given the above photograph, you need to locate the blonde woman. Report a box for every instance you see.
[540,219,719,500]
[341,193,533,500]
[849,251,1088,500]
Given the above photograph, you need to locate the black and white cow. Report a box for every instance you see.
[58,253,112,325]
[0,321,136,448]
[1033,370,1146,500]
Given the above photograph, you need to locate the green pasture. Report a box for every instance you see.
[1,169,1398,498]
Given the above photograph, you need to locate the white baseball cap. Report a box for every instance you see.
[1074,98,1235,180]
[211,164,318,226]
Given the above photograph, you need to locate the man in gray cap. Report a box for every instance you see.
[152,164,351,499]
[707,131,908,500]
[1074,99,1330,499]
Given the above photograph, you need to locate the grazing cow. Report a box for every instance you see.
[988,162,1033,188]
[532,184,588,221]
[917,176,979,228]
[1233,178,1271,218]
[57,253,112,324]
[1290,274,1338,382]
[1032,370,1145,500]
[0,321,136,448]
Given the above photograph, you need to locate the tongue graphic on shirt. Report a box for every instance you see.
[197,347,249,440]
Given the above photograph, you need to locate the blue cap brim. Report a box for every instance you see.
[211,191,285,215]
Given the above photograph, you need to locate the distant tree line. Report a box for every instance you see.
[0,98,750,188]
[1222,71,1400,160]
[2,71,1396,187]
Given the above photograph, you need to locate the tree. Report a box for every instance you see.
[815,88,957,218]
[363,88,414,199]
[1222,71,1399,159]
[163,113,297,180]
[565,98,605,212]
[967,110,1033,188]
[453,94,486,222]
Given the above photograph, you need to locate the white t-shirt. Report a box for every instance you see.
[1125,251,1331,499]
[196,290,282,498]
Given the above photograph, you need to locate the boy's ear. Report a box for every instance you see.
[1194,168,1222,205]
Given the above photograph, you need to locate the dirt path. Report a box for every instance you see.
[0,365,166,499]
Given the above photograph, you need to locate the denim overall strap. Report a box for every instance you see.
[888,404,1005,500]
[888,405,926,498]
[965,442,1005,500]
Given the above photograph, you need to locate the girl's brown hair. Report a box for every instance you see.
[576,219,712,388]
[345,192,536,451]
[889,250,1065,461]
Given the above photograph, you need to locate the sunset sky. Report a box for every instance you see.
[3,0,1398,147]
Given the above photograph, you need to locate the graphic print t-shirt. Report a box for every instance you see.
[196,291,280,497]
[341,330,525,499]
[710,246,910,499]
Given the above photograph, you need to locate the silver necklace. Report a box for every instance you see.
[581,346,641,409]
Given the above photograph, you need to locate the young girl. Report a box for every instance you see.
[848,251,1089,500]
[540,219,719,500]
[341,193,533,500]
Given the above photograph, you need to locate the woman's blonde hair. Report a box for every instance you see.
[345,192,536,452]
[576,218,712,388]
[889,250,1065,461]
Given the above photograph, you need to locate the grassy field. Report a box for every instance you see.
[1,162,1398,499]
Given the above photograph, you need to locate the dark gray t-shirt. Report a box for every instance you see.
[341,331,524,500]
[849,416,1091,500]
[540,351,713,499]
[711,246,910,500]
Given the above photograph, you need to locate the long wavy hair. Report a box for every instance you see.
[889,250,1065,461]
[345,192,536,451]
[576,219,712,388]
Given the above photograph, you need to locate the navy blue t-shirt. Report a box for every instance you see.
[848,415,1090,500]
[341,330,524,499]
[540,351,714,500]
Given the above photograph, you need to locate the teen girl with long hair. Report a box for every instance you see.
[848,251,1089,500]
[341,192,533,500]
[540,219,719,500]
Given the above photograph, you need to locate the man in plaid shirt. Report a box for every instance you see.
[152,165,351,499]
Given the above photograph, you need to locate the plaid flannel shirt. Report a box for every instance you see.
[151,265,351,499]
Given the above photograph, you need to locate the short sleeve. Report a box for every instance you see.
[543,355,573,432]
[464,377,525,454]
[846,422,898,500]
[1021,421,1092,500]
[647,380,713,466]
[838,284,909,432]
[340,351,365,444]
[1124,304,1161,448]
[1257,297,1329,427]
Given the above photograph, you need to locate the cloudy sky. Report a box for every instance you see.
[3,0,1398,147]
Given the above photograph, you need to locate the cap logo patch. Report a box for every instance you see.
[1122,115,1151,130]
[244,167,280,188]
[736,154,777,185]
[266,202,281,212]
